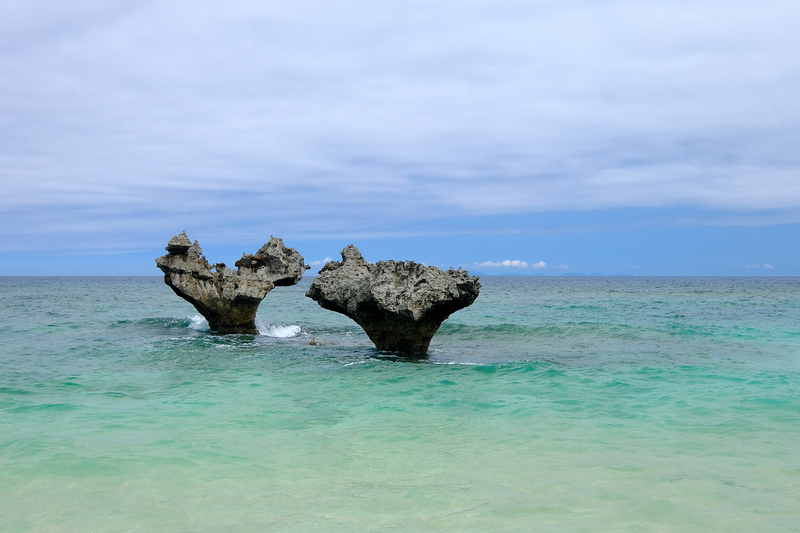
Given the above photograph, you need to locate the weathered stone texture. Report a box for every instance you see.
[306,245,480,354]
[156,232,308,334]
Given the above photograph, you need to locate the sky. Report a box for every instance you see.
[1,0,798,276]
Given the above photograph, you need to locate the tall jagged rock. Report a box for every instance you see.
[156,232,308,334]
[306,245,480,354]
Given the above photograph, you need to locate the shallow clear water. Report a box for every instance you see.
[2,276,799,531]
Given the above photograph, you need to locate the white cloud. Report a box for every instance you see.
[475,259,547,269]
[309,257,333,267]
[745,263,776,269]
[476,260,528,268]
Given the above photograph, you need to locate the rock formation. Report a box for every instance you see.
[156,232,308,334]
[306,245,480,354]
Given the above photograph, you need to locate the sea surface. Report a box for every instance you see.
[1,276,799,531]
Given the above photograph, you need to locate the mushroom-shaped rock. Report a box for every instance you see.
[306,245,480,354]
[156,232,309,334]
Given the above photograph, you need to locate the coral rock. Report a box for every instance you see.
[306,245,480,354]
[156,232,308,334]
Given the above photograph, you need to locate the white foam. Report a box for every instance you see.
[188,315,210,331]
[188,315,300,337]
[256,318,302,338]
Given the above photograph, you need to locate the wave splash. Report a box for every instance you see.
[188,315,210,331]
[255,317,302,338]
[187,315,300,337]
[262,324,302,338]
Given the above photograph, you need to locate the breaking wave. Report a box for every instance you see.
[185,315,300,337]
[261,324,302,338]
[188,315,210,331]
[255,317,302,338]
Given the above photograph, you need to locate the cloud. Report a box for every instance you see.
[745,263,775,269]
[475,260,546,269]
[1,1,800,253]
[476,260,528,268]
[309,257,333,267]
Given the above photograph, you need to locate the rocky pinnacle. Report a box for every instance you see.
[306,245,480,354]
[155,232,309,334]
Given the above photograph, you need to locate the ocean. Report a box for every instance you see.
[1,276,799,531]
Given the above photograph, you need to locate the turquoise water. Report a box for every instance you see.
[2,276,799,531]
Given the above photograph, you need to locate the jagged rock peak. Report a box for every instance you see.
[306,245,480,355]
[341,244,366,263]
[234,236,309,286]
[156,233,309,334]
[166,231,192,254]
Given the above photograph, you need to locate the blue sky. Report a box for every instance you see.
[1,0,798,276]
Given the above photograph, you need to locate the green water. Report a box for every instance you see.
[1,277,799,531]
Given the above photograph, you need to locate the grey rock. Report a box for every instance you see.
[156,232,308,334]
[306,245,480,354]
[166,232,192,253]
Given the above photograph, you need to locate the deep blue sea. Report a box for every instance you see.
[2,276,799,531]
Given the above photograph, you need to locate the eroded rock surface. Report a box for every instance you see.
[306,245,480,354]
[156,232,308,334]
